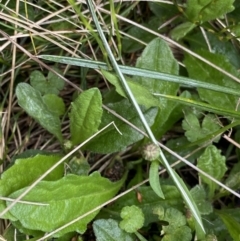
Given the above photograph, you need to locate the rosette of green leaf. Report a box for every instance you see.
[93,219,134,241]
[7,172,125,237]
[41,5,206,234]
[85,99,158,153]
[197,145,227,199]
[69,88,103,146]
[0,155,63,219]
[30,68,65,95]
[16,83,63,142]
[119,205,144,233]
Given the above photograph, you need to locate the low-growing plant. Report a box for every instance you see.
[1,0,240,240]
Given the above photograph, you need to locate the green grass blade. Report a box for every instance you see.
[154,93,240,119]
[38,55,240,97]
[110,0,122,59]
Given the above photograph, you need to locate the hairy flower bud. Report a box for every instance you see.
[142,143,160,161]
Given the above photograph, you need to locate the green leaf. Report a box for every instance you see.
[102,70,159,109]
[0,154,63,219]
[119,206,144,233]
[185,0,235,23]
[8,173,125,237]
[182,113,221,143]
[190,185,213,215]
[162,226,192,241]
[134,38,179,138]
[47,68,65,92]
[149,160,165,199]
[85,99,158,153]
[69,88,103,145]
[197,145,227,198]
[42,94,65,116]
[170,22,196,41]
[135,38,179,93]
[184,50,240,112]
[93,219,134,241]
[163,207,187,228]
[16,83,63,142]
[30,69,65,95]
[216,210,240,241]
[161,208,192,241]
